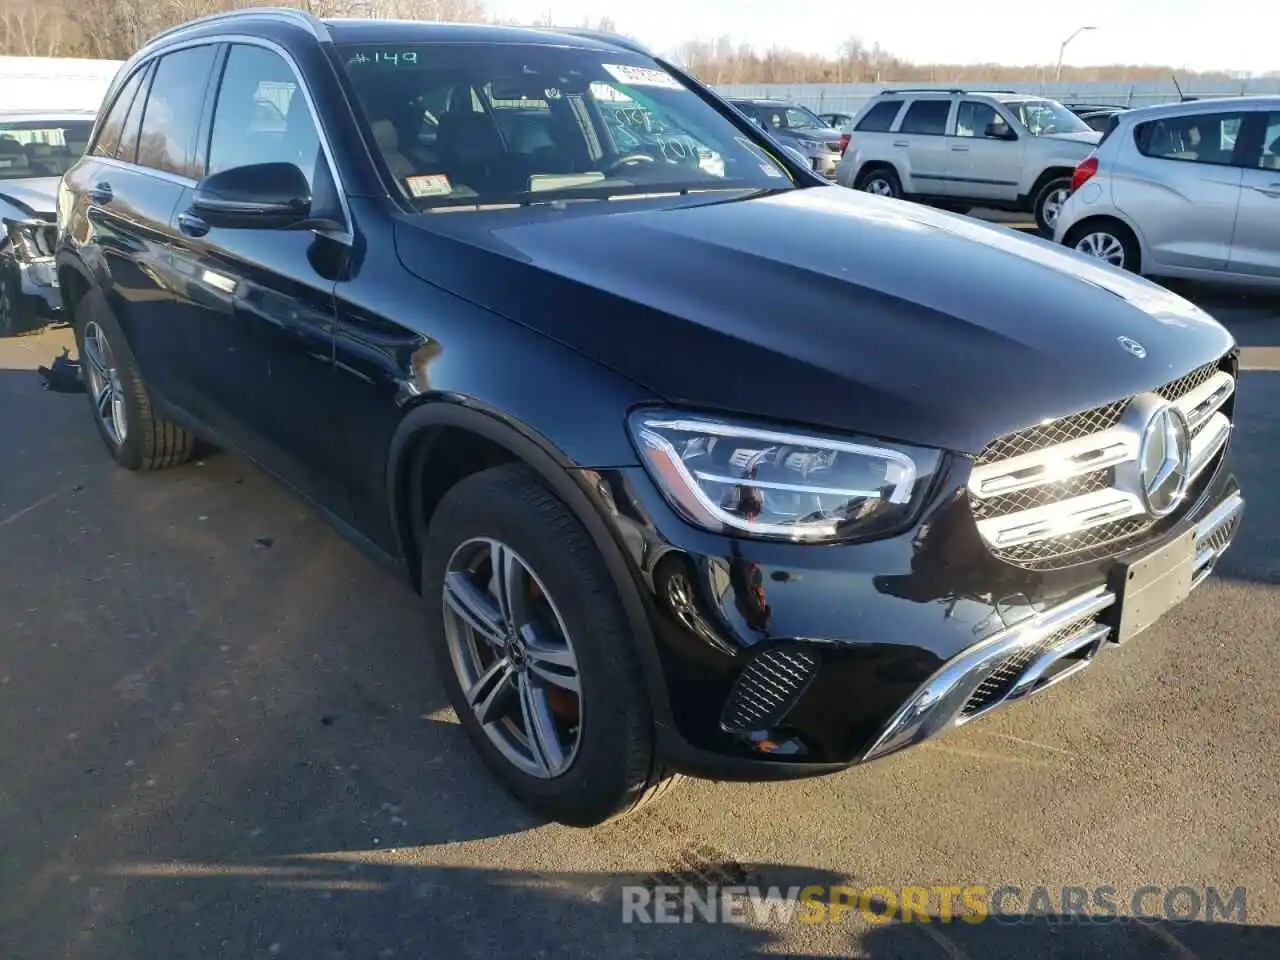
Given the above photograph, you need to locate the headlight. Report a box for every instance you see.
[5,219,55,261]
[629,410,941,542]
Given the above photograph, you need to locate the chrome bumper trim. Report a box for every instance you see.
[862,490,1244,763]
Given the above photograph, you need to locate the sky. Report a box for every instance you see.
[487,0,1277,75]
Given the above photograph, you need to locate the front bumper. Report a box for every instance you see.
[579,456,1243,780]
[1,257,61,333]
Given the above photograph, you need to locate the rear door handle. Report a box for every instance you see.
[90,182,113,205]
[950,145,970,152]
[177,211,209,237]
[892,140,910,148]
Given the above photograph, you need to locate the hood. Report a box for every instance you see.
[1042,130,1102,146]
[780,127,841,144]
[395,186,1234,455]
[0,177,58,218]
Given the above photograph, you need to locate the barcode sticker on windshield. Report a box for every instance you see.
[602,63,683,90]
[405,174,452,198]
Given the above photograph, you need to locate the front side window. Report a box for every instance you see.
[339,44,793,208]
[856,100,903,133]
[899,100,950,136]
[955,101,1006,139]
[0,119,94,179]
[1005,99,1092,136]
[1134,112,1246,167]
[137,45,218,178]
[208,44,322,188]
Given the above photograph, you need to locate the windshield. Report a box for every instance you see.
[1005,100,1092,137]
[338,44,793,209]
[0,120,92,179]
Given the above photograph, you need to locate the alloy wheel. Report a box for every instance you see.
[82,320,128,445]
[441,537,583,779]
[1074,231,1126,267]
[1041,188,1070,230]
[864,177,894,197]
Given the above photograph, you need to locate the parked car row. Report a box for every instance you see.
[43,10,1247,827]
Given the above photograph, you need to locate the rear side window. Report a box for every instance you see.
[116,63,154,164]
[856,100,903,132]
[899,100,950,136]
[92,69,145,159]
[1133,112,1246,167]
[137,45,218,178]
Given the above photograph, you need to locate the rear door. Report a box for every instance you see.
[1229,110,1280,279]
[892,98,954,194]
[945,100,1022,202]
[72,45,220,409]
[1114,110,1248,272]
[166,41,348,509]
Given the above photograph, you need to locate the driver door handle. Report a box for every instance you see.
[950,145,970,152]
[892,140,910,148]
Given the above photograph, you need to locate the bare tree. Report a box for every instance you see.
[0,0,70,56]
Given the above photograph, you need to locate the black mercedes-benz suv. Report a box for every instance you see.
[56,10,1244,826]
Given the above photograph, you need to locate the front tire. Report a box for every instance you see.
[856,166,902,199]
[421,464,677,826]
[1033,177,1072,235]
[74,291,195,471]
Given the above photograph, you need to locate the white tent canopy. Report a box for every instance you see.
[0,56,122,114]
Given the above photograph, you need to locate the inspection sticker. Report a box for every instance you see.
[405,174,453,198]
[602,63,683,90]
[760,164,784,177]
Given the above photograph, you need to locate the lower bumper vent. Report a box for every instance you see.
[720,649,818,733]
[961,614,1108,719]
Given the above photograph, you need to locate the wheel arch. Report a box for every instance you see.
[854,160,902,189]
[56,256,94,319]
[1026,166,1076,205]
[1061,214,1144,272]
[386,400,677,728]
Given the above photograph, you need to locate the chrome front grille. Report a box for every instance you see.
[969,360,1234,569]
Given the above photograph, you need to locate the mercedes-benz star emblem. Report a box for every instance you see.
[1117,336,1147,359]
[1138,404,1192,517]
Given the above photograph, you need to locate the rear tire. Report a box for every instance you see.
[1033,176,1073,235]
[856,166,902,199]
[74,291,195,471]
[1063,219,1141,273]
[421,463,677,826]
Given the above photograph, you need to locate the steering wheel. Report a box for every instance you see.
[604,152,656,174]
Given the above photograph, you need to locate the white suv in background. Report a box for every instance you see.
[836,89,1101,233]
[1054,97,1280,290]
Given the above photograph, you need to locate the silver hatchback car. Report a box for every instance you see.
[1054,96,1280,290]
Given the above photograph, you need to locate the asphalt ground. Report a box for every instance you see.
[1,255,1278,958]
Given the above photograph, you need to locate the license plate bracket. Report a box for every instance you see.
[1107,528,1196,644]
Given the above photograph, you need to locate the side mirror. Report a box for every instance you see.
[985,122,1017,141]
[191,162,315,230]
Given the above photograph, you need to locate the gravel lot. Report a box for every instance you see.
[1,272,1277,959]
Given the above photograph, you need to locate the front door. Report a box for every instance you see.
[944,101,1022,202]
[1229,110,1280,280]
[166,42,348,510]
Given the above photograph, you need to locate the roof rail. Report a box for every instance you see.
[880,87,1018,95]
[540,27,655,58]
[146,6,328,47]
